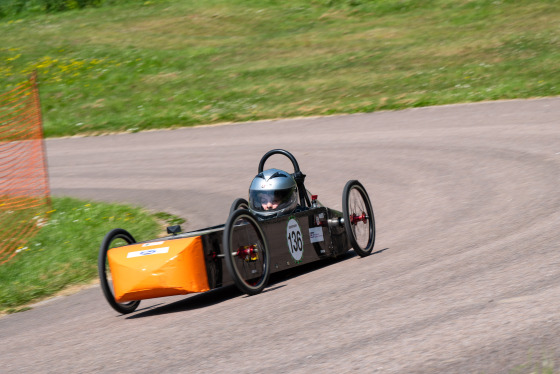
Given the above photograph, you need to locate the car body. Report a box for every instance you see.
[99,149,375,314]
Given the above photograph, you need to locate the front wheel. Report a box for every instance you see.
[98,228,141,314]
[229,197,249,216]
[342,180,376,257]
[223,209,270,295]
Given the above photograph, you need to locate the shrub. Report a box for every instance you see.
[0,0,114,17]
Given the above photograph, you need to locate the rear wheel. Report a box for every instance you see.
[223,209,270,295]
[342,180,375,257]
[98,228,141,314]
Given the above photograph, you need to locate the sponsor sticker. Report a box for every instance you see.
[309,227,324,243]
[127,247,169,258]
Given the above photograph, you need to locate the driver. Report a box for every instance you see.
[248,168,298,218]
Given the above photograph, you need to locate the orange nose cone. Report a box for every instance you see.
[108,236,210,302]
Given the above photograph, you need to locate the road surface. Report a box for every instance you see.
[1,98,559,373]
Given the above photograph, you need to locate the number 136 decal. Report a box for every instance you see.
[286,218,304,262]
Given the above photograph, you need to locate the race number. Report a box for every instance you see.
[286,218,304,262]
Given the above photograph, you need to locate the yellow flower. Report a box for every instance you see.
[6,54,21,62]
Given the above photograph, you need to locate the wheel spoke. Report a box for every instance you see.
[232,221,265,283]
[348,188,370,248]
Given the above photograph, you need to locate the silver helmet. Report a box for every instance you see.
[249,168,298,218]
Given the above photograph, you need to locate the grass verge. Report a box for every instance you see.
[510,355,556,374]
[0,0,558,137]
[0,196,184,314]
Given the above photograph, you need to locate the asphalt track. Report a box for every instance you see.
[1,98,559,373]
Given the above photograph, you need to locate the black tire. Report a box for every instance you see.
[342,180,376,257]
[98,228,141,314]
[223,209,270,295]
[229,198,249,216]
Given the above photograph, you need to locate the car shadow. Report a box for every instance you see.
[126,286,242,319]
[127,248,389,319]
[370,247,389,256]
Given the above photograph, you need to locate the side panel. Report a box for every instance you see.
[196,207,351,290]
[260,207,350,273]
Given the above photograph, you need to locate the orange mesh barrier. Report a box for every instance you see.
[0,72,50,264]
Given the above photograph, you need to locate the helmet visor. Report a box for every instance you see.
[249,187,297,213]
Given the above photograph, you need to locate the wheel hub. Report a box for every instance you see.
[235,245,259,262]
[350,212,368,225]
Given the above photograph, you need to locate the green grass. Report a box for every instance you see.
[510,355,556,374]
[0,197,49,264]
[0,0,122,17]
[0,0,558,137]
[0,196,182,313]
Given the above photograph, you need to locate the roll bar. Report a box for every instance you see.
[257,149,310,208]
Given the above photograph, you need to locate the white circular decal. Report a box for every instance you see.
[286,218,304,262]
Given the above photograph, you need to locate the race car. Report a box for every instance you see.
[98,149,375,314]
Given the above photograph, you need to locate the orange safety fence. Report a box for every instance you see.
[0,72,50,264]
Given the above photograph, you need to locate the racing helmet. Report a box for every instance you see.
[249,168,298,218]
